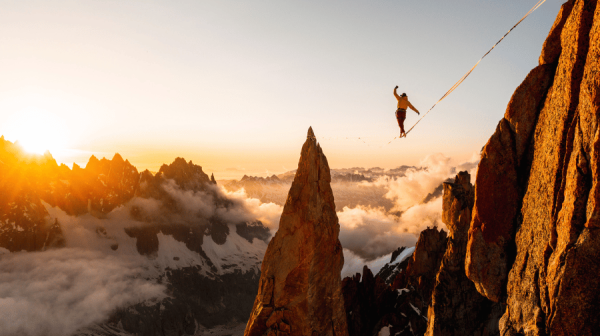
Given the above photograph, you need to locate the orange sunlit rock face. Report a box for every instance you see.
[244,127,348,336]
[466,0,600,334]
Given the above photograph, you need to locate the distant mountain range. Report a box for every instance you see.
[0,135,448,336]
[0,136,270,335]
[223,166,441,212]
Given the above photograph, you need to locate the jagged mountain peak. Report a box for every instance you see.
[157,157,210,190]
[111,152,124,163]
[0,141,271,335]
[245,130,347,336]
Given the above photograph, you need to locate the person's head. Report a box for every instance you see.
[401,93,407,98]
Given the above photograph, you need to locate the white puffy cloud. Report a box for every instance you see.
[220,188,283,231]
[0,248,165,336]
[335,154,477,260]
[337,206,418,260]
[382,153,453,212]
[221,153,478,261]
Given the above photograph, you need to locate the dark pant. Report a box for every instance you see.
[396,108,406,128]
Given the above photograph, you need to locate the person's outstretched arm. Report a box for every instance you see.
[394,86,400,100]
[408,101,420,114]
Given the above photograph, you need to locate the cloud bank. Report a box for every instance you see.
[0,177,281,336]
[337,198,442,260]
[0,152,479,335]
[338,153,479,261]
[217,187,284,231]
[0,248,165,336]
[341,246,417,278]
[225,153,479,261]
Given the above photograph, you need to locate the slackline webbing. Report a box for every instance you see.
[387,0,547,144]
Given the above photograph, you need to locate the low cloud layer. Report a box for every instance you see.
[225,153,479,261]
[382,154,453,212]
[338,153,478,260]
[341,246,416,278]
[0,152,479,335]
[0,248,165,336]
[0,178,280,336]
[222,188,284,231]
[338,198,442,260]
[341,248,393,278]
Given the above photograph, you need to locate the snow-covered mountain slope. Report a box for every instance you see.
[375,246,416,284]
[0,138,271,336]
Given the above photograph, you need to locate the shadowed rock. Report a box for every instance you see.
[342,228,447,336]
[393,227,447,305]
[426,172,503,336]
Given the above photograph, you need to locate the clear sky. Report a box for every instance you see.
[0,1,564,178]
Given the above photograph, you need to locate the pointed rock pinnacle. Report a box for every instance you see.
[244,128,348,336]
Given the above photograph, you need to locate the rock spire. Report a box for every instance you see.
[244,127,348,336]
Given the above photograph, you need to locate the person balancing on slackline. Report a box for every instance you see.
[394,86,420,138]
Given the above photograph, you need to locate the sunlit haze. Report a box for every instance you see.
[4,108,69,155]
[0,1,563,178]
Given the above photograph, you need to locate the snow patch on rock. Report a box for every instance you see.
[202,225,267,274]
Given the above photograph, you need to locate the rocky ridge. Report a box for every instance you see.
[337,3,600,333]
[0,136,271,335]
[342,227,446,336]
[375,246,413,285]
[339,173,503,336]
[465,0,600,334]
[340,173,501,336]
[425,172,502,336]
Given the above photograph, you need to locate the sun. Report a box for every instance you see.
[21,137,55,155]
[8,111,69,155]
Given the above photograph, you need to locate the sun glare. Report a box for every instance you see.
[8,111,69,156]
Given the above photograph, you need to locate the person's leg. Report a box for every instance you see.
[396,109,406,137]
[400,120,406,137]
[396,109,404,136]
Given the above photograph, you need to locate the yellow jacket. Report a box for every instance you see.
[394,88,420,113]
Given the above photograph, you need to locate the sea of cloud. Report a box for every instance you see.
[337,153,478,270]
[0,181,281,336]
[0,248,165,336]
[225,152,479,270]
[0,152,478,335]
